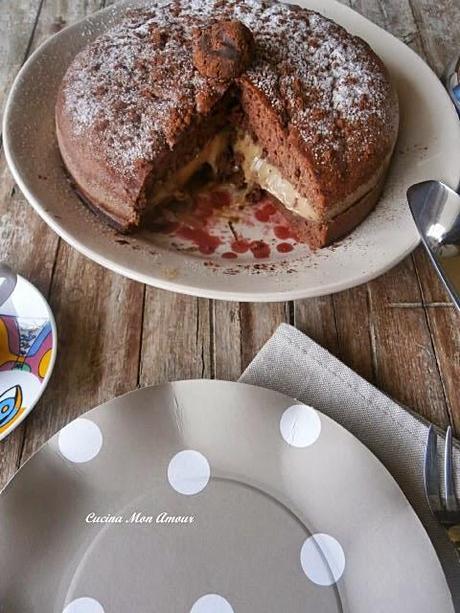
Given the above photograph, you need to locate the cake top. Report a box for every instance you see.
[59,0,397,184]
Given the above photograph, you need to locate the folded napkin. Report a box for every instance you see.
[239,323,460,610]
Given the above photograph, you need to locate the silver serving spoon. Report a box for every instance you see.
[407,181,460,311]
[0,263,17,308]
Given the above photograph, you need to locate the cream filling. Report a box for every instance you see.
[233,131,321,222]
[152,129,388,221]
[152,130,230,205]
[234,131,391,222]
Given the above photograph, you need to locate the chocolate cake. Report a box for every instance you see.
[56,0,399,249]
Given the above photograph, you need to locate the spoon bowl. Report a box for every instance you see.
[408,181,460,311]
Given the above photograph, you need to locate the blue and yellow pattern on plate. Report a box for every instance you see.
[0,272,56,440]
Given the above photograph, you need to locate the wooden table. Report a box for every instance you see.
[1,0,459,489]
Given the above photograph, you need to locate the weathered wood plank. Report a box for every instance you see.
[424,307,460,432]
[140,290,212,384]
[350,0,424,52]
[213,300,243,381]
[333,286,375,383]
[212,301,290,379]
[0,174,58,298]
[0,0,42,118]
[368,258,450,427]
[407,0,460,76]
[31,0,106,41]
[413,247,451,304]
[238,302,290,371]
[413,250,460,432]
[294,297,339,358]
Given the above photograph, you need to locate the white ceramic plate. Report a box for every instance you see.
[0,380,453,612]
[3,0,460,302]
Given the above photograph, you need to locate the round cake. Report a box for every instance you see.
[56,0,399,249]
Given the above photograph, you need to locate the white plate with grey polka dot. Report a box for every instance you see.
[0,381,453,612]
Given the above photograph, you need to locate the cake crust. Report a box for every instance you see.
[56,0,399,245]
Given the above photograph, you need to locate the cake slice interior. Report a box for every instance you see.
[143,114,394,250]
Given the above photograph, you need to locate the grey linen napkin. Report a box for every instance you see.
[238,323,460,610]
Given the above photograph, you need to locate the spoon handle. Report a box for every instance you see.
[0,263,17,308]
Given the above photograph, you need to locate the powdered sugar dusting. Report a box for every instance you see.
[59,0,397,186]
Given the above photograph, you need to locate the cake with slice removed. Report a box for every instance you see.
[55,0,399,249]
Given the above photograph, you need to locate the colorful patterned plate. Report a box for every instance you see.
[3,0,460,301]
[0,381,453,611]
[0,270,57,440]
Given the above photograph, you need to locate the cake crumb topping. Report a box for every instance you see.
[193,20,255,81]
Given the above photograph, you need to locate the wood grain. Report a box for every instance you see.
[368,259,450,425]
[213,300,243,381]
[0,0,42,117]
[238,302,290,371]
[140,289,212,385]
[0,0,459,491]
[407,0,460,76]
[333,286,375,383]
[294,297,339,358]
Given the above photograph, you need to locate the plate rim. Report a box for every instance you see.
[3,0,460,302]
